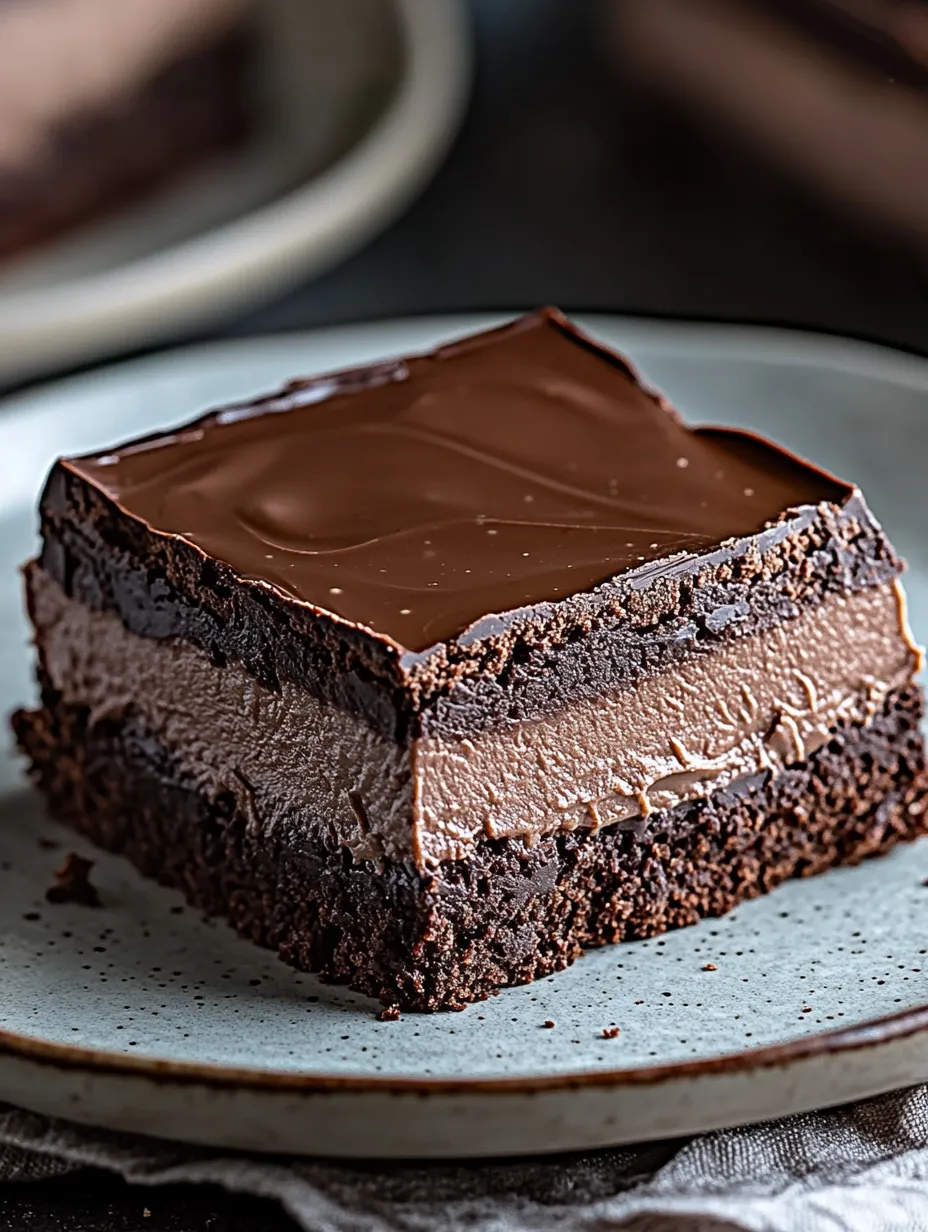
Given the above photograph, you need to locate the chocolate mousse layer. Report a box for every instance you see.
[14,309,928,1010]
[25,565,920,867]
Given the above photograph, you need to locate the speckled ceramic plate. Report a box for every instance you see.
[2,315,928,1158]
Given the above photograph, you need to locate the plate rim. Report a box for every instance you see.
[4,310,928,1102]
[3,1002,928,1096]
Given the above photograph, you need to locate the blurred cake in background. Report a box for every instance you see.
[0,0,255,263]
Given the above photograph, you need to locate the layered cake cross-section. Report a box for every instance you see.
[13,309,928,1010]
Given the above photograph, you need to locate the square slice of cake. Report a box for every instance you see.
[13,309,928,1010]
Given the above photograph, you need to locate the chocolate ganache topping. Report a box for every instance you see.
[70,309,852,651]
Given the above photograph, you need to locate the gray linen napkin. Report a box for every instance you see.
[4,1086,928,1231]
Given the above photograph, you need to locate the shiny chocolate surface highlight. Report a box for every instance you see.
[69,310,852,650]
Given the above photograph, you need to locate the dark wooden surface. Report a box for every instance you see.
[5,1,928,1227]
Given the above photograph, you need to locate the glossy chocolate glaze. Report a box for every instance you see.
[69,309,852,652]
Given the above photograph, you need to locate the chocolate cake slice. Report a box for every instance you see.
[13,309,928,1011]
[0,0,253,264]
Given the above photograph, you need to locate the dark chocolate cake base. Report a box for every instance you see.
[13,686,928,1012]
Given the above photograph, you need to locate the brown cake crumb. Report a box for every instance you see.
[45,853,101,907]
[702,963,717,971]
[602,1026,621,1039]
[378,1005,401,1022]
[543,1019,556,1028]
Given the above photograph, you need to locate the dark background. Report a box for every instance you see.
[218,0,928,355]
[4,1,928,1227]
